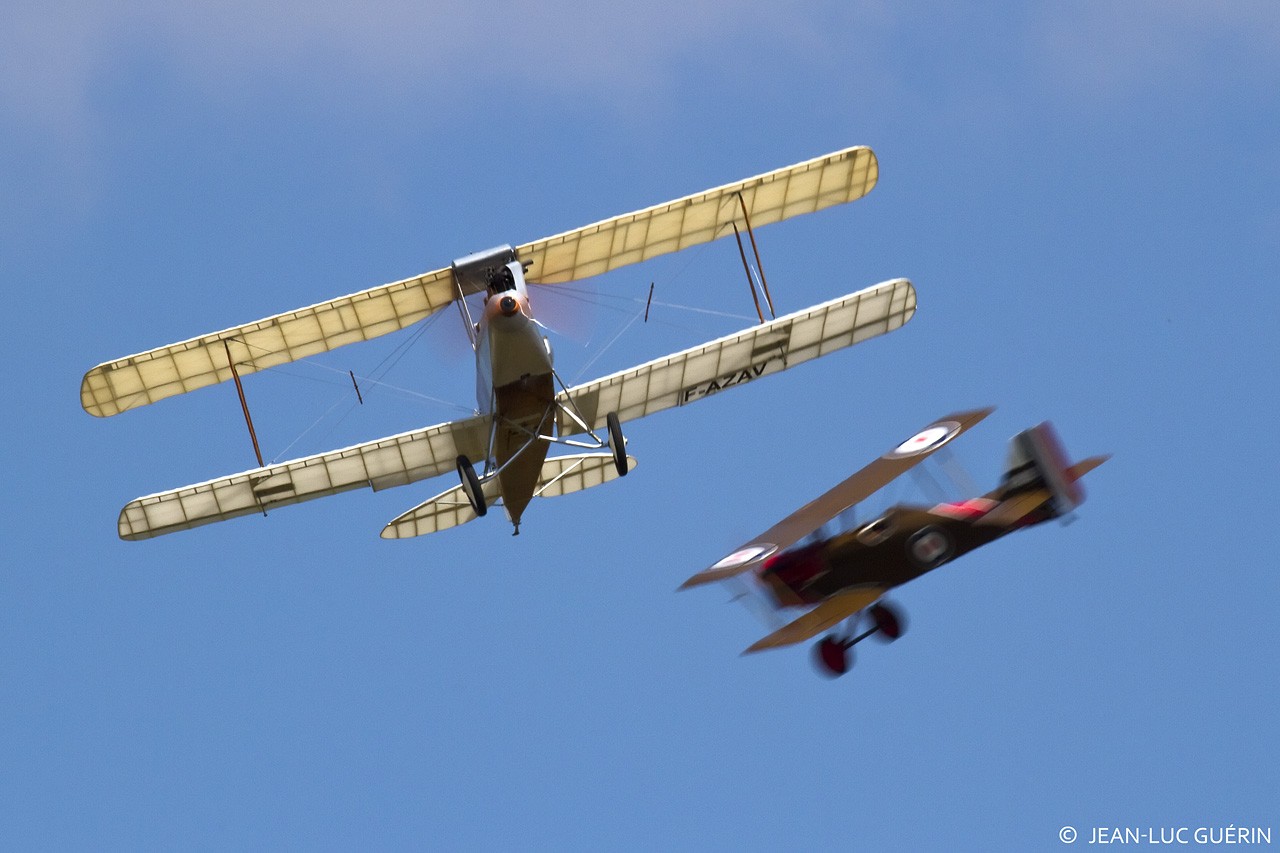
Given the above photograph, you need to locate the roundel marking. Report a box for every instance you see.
[710,543,777,571]
[906,526,955,569]
[885,421,962,459]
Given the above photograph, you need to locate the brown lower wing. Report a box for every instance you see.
[742,586,885,653]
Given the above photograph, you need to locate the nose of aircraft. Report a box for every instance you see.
[499,295,519,316]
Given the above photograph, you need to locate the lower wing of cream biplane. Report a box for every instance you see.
[117,279,916,540]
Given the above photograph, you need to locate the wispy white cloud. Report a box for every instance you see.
[6,0,1277,138]
[0,1,891,135]
[1028,1,1280,100]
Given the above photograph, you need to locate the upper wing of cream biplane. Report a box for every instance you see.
[680,408,995,589]
[82,146,878,417]
[554,278,915,435]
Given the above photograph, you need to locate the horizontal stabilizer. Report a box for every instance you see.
[381,452,637,539]
[979,453,1109,527]
[380,476,503,539]
[560,279,917,435]
[1067,455,1110,481]
[743,586,884,654]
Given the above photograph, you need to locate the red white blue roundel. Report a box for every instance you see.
[906,526,954,569]
[710,543,777,571]
[885,421,962,459]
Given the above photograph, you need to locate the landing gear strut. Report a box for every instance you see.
[811,601,907,678]
[456,455,487,517]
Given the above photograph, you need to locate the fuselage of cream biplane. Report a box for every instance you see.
[83,145,920,540]
[681,410,1109,676]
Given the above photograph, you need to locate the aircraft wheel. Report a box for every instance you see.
[456,455,487,517]
[606,412,628,477]
[813,636,852,678]
[870,601,906,641]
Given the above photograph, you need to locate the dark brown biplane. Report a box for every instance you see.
[680,408,1108,676]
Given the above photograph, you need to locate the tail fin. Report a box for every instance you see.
[999,422,1106,519]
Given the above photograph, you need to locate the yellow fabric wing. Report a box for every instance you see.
[81,267,456,417]
[555,278,916,435]
[117,414,489,540]
[520,145,877,283]
[82,146,877,417]
[381,452,637,539]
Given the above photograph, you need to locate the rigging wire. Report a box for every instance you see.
[244,227,765,462]
[537,281,757,323]
[571,302,646,384]
[254,308,476,461]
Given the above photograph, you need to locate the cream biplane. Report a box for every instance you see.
[681,410,1108,676]
[83,146,917,539]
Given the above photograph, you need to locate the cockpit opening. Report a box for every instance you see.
[487,265,516,296]
[856,515,895,547]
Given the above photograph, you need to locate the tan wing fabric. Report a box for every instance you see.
[81,266,457,417]
[530,452,637,498]
[682,407,995,589]
[520,146,877,283]
[743,586,885,653]
[82,146,876,418]
[1066,455,1110,481]
[381,476,503,539]
[117,414,489,540]
[382,452,637,539]
[556,278,916,436]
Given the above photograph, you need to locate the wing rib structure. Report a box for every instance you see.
[556,278,916,434]
[117,416,489,541]
[115,281,913,541]
[82,146,877,417]
[381,452,637,539]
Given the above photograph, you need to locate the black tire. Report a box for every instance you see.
[456,455,487,516]
[606,412,628,476]
[812,636,852,677]
[870,601,906,641]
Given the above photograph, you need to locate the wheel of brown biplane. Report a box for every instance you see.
[813,636,853,678]
[869,602,905,641]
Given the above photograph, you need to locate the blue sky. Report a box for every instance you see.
[3,2,1277,849]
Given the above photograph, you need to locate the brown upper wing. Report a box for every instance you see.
[681,408,995,589]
